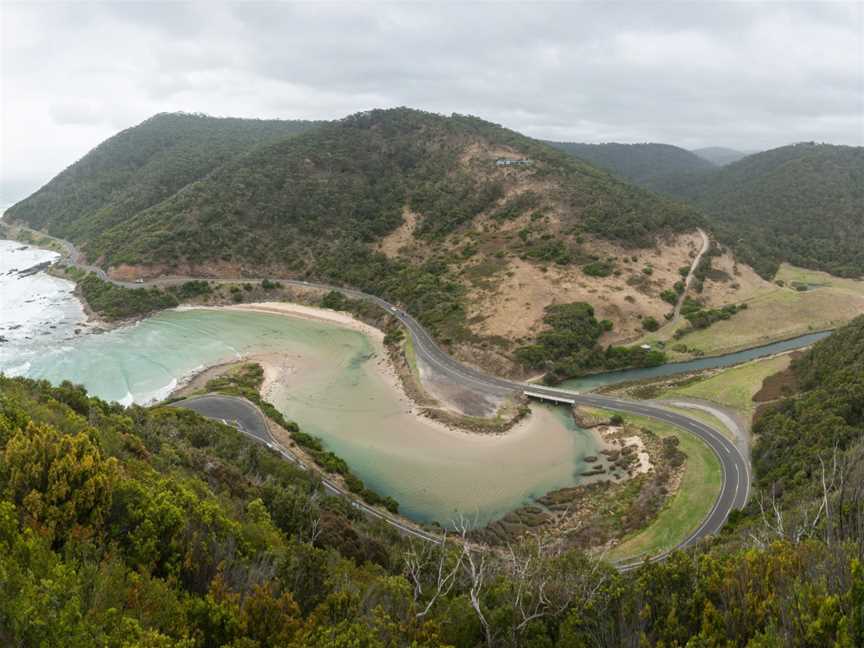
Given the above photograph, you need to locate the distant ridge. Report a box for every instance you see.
[679,142,864,278]
[545,141,715,193]
[692,146,752,166]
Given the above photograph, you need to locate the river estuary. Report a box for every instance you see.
[0,239,829,526]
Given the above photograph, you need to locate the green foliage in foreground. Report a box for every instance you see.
[0,374,861,646]
[516,302,666,383]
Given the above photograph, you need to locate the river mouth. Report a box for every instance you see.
[0,238,830,528]
[3,306,601,527]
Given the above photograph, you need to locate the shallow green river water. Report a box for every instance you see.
[5,303,827,526]
[7,308,598,526]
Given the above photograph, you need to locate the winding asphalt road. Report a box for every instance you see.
[168,280,750,564]
[15,224,750,563]
[279,280,751,564]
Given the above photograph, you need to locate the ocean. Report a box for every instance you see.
[0,239,87,377]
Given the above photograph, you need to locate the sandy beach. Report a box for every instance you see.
[227,302,386,340]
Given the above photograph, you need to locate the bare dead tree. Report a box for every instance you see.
[448,515,496,648]
[814,446,841,545]
[405,516,612,648]
[751,444,849,549]
[503,534,609,644]
[403,530,464,618]
[465,538,492,647]
[298,488,323,545]
[836,442,864,556]
[304,514,322,545]
[507,536,556,634]
[750,484,787,547]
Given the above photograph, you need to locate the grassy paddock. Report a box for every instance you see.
[637,263,864,359]
[662,354,792,417]
[580,407,722,561]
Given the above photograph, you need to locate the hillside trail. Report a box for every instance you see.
[672,228,710,323]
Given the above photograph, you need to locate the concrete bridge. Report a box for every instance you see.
[523,390,576,405]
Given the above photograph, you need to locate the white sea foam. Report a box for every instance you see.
[178,363,206,385]
[118,391,135,407]
[139,378,179,406]
[4,361,31,376]
[0,239,86,375]
[135,359,211,406]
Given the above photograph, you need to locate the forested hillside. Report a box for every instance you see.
[752,315,864,499]
[546,141,716,193]
[679,143,864,278]
[4,113,322,242]
[2,317,862,646]
[17,108,700,267]
[8,108,707,376]
[551,140,864,278]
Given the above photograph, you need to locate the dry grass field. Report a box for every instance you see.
[638,262,864,359]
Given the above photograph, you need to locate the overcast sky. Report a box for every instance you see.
[2,1,863,205]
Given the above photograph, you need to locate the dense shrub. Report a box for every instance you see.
[582,260,615,277]
[642,316,660,332]
[79,274,178,319]
[516,301,666,382]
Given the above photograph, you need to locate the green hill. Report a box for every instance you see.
[5,112,323,242]
[551,140,864,279]
[7,108,705,373]
[681,143,864,278]
[546,140,716,193]
[752,314,864,497]
[7,109,700,268]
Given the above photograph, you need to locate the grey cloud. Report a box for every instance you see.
[49,100,107,126]
[1,1,862,205]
